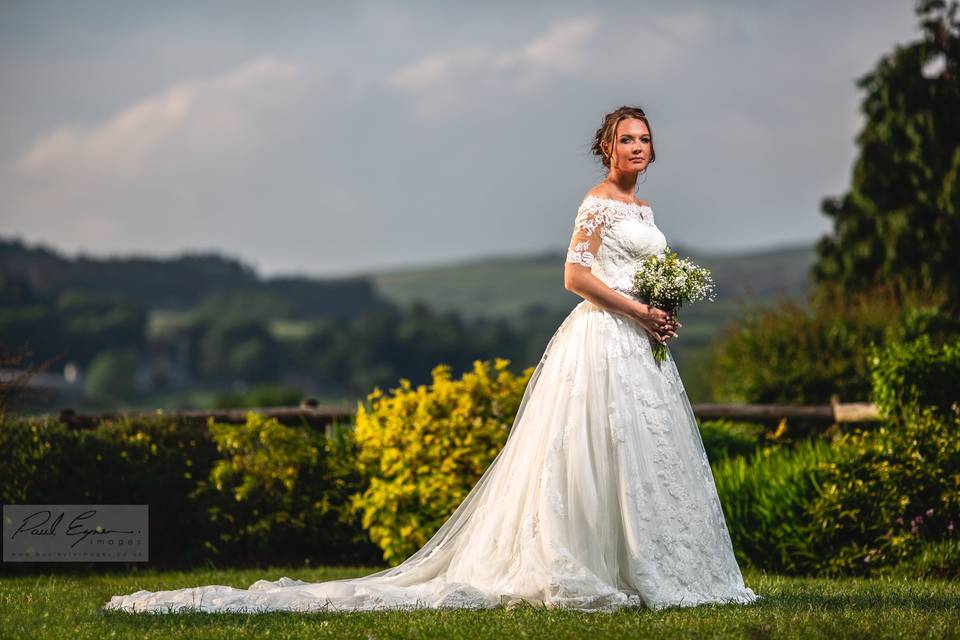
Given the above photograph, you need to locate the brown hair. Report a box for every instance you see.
[591,106,656,169]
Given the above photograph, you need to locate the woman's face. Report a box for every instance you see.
[607,118,652,173]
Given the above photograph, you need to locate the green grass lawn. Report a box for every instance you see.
[2,565,958,639]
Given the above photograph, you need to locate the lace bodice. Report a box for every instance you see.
[566,196,668,295]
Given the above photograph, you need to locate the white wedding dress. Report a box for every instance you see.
[104,195,760,614]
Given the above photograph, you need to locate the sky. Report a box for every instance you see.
[0,0,922,278]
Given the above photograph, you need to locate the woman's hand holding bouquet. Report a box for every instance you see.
[631,247,716,363]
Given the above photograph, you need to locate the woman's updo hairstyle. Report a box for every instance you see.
[591,105,656,169]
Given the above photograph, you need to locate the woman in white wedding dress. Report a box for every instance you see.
[105,106,760,614]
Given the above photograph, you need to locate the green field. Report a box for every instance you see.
[368,243,815,323]
[2,565,958,639]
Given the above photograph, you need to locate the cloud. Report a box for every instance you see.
[13,56,301,183]
[386,46,490,92]
[494,14,599,74]
[387,14,599,94]
[383,14,602,117]
[1,55,308,254]
[384,9,710,118]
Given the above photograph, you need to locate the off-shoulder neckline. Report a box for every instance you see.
[581,195,653,210]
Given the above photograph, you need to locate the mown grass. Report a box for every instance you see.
[1,565,958,639]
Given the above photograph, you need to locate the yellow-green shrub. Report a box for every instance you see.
[196,412,377,565]
[351,358,533,563]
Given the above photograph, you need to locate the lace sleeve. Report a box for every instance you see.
[565,203,607,268]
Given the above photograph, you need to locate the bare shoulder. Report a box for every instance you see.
[584,184,649,206]
[584,183,613,200]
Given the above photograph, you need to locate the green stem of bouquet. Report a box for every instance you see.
[651,340,668,363]
[649,305,679,364]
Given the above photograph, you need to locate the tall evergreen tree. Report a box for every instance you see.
[812,0,960,315]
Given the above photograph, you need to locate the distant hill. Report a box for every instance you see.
[367,242,816,322]
[2,232,815,343]
[0,236,391,320]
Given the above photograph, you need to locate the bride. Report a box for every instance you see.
[105,105,761,614]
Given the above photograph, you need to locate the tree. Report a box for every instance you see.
[199,318,283,383]
[812,0,960,315]
[85,348,141,403]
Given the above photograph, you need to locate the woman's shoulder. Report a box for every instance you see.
[583,185,650,207]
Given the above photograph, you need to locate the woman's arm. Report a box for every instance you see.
[564,265,678,342]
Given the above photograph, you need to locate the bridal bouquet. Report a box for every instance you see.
[631,246,716,363]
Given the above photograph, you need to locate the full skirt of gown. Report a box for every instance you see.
[104,296,761,614]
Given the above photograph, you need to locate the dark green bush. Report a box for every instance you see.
[0,413,219,568]
[882,305,960,347]
[875,538,960,581]
[867,335,960,422]
[210,383,304,409]
[708,283,955,406]
[0,411,378,571]
[804,405,960,577]
[712,295,960,577]
[0,415,77,505]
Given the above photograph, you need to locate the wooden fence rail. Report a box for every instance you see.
[50,395,881,431]
[695,395,881,423]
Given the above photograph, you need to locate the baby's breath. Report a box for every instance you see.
[631,246,716,362]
